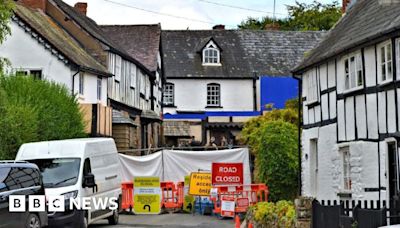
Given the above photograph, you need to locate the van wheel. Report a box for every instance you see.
[108,210,119,225]
[26,214,41,228]
[79,212,88,228]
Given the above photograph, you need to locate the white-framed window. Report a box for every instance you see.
[378,41,393,83]
[306,69,318,103]
[202,41,220,65]
[79,73,84,95]
[163,83,174,106]
[344,52,363,91]
[340,146,351,190]
[97,77,102,101]
[207,83,220,107]
[15,69,42,80]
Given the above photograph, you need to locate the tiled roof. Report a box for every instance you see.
[14,4,110,76]
[51,0,154,76]
[101,24,161,72]
[161,30,325,78]
[293,0,400,73]
[112,110,138,126]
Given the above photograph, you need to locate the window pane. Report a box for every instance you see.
[381,47,386,64]
[387,44,392,61]
[382,64,386,81]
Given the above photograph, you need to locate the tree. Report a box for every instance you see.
[0,0,14,71]
[238,1,341,31]
[0,75,86,159]
[241,99,299,201]
[257,121,298,201]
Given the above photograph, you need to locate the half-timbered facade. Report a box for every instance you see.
[293,0,400,216]
[24,0,162,150]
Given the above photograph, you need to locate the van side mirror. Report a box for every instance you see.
[83,173,96,188]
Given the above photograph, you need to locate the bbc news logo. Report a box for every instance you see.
[9,196,118,212]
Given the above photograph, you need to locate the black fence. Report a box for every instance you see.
[312,199,400,228]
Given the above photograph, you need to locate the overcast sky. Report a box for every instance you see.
[63,0,338,30]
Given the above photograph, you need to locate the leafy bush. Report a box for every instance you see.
[241,99,299,201]
[0,75,86,159]
[247,201,296,228]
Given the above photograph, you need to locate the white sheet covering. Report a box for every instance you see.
[118,148,251,184]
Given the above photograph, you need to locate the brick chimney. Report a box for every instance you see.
[212,24,225,30]
[74,2,87,15]
[18,0,46,11]
[342,0,351,13]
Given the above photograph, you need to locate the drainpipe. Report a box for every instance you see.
[71,69,80,95]
[293,75,302,196]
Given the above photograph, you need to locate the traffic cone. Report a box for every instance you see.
[235,215,241,228]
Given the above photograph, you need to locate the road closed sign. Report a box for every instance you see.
[189,172,212,196]
[133,177,161,214]
[212,163,243,185]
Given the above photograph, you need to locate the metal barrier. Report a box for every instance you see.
[160,181,184,210]
[121,182,134,211]
[211,184,269,217]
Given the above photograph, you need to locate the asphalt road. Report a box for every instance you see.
[91,213,234,228]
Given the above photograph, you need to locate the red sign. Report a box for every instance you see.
[235,198,249,213]
[211,163,243,185]
[236,198,249,208]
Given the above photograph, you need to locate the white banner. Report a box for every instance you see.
[118,148,251,184]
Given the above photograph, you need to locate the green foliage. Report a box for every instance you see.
[238,1,341,31]
[0,75,86,159]
[287,1,342,31]
[241,100,298,155]
[247,201,296,228]
[241,100,299,201]
[257,121,298,201]
[0,0,14,44]
[0,0,14,72]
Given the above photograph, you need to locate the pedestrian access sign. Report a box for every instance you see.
[133,176,161,214]
[188,172,212,196]
[212,162,243,185]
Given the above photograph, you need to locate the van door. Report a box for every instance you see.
[0,167,15,228]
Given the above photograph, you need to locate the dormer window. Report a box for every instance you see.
[202,41,221,65]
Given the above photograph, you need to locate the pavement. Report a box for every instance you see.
[91,213,234,228]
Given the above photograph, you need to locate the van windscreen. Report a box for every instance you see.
[29,158,80,188]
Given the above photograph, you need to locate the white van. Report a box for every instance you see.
[15,138,122,228]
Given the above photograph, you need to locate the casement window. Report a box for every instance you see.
[340,147,351,190]
[203,41,220,65]
[306,70,318,103]
[344,52,363,91]
[207,83,221,107]
[97,77,102,101]
[79,73,84,95]
[378,41,393,83]
[163,83,174,106]
[15,69,42,80]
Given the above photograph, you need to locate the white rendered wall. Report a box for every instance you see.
[163,79,254,114]
[302,124,380,201]
[0,22,105,105]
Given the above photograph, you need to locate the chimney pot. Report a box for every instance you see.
[342,0,351,13]
[212,24,225,30]
[74,2,88,15]
[17,0,46,11]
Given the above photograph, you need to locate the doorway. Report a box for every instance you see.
[388,142,400,224]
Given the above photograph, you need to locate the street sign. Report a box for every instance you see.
[133,176,161,214]
[211,163,243,185]
[183,175,194,213]
[221,196,235,217]
[188,172,212,196]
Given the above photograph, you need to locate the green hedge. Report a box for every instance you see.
[0,75,86,159]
